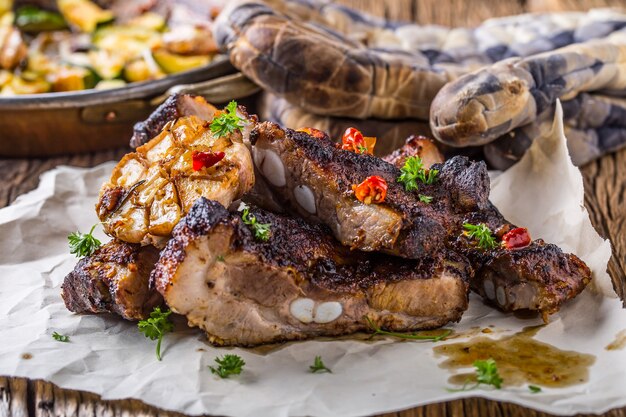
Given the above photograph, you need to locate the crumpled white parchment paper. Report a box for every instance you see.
[1,102,625,417]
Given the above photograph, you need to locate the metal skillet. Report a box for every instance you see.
[0,56,259,157]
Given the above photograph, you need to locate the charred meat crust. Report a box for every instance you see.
[153,198,471,294]
[61,240,162,321]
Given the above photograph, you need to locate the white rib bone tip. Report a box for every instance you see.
[484,279,495,300]
[251,147,265,168]
[290,298,315,323]
[314,302,342,324]
[294,185,316,214]
[261,150,286,187]
[496,286,507,307]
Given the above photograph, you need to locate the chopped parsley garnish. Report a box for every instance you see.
[210,100,244,137]
[68,224,102,258]
[309,356,332,373]
[448,358,503,392]
[529,385,542,393]
[210,354,245,378]
[397,156,439,192]
[364,316,451,341]
[418,194,433,204]
[216,255,225,262]
[138,307,174,361]
[52,332,69,342]
[239,203,271,241]
[463,223,498,250]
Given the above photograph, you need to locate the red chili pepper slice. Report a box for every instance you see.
[192,150,225,171]
[502,227,532,250]
[352,175,387,204]
[341,127,368,154]
[297,127,327,140]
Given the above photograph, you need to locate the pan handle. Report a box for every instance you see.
[150,72,261,106]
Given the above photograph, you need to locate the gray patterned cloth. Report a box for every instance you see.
[485,93,626,168]
[430,34,626,145]
[217,0,626,166]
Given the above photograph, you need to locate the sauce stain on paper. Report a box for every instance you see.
[606,329,626,351]
[434,326,595,388]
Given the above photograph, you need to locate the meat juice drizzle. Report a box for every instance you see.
[246,332,393,355]
[433,326,595,387]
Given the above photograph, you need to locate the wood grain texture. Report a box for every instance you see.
[581,149,626,300]
[2,0,626,416]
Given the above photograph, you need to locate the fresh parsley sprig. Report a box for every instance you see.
[210,100,244,137]
[421,169,438,185]
[463,223,498,250]
[68,224,102,258]
[210,354,245,378]
[52,332,69,342]
[397,156,439,192]
[239,203,271,241]
[309,356,332,373]
[418,194,433,204]
[138,307,174,361]
[473,358,503,388]
[364,317,451,341]
[448,358,503,392]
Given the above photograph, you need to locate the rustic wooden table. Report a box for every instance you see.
[1,0,626,416]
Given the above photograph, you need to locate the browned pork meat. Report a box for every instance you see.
[61,240,162,320]
[151,198,470,346]
[250,121,490,258]
[97,107,255,247]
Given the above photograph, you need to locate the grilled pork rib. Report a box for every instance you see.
[470,241,591,317]
[61,240,162,320]
[250,121,490,258]
[97,112,255,247]
[458,206,591,318]
[151,198,470,346]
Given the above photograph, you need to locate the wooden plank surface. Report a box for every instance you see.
[1,0,626,416]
